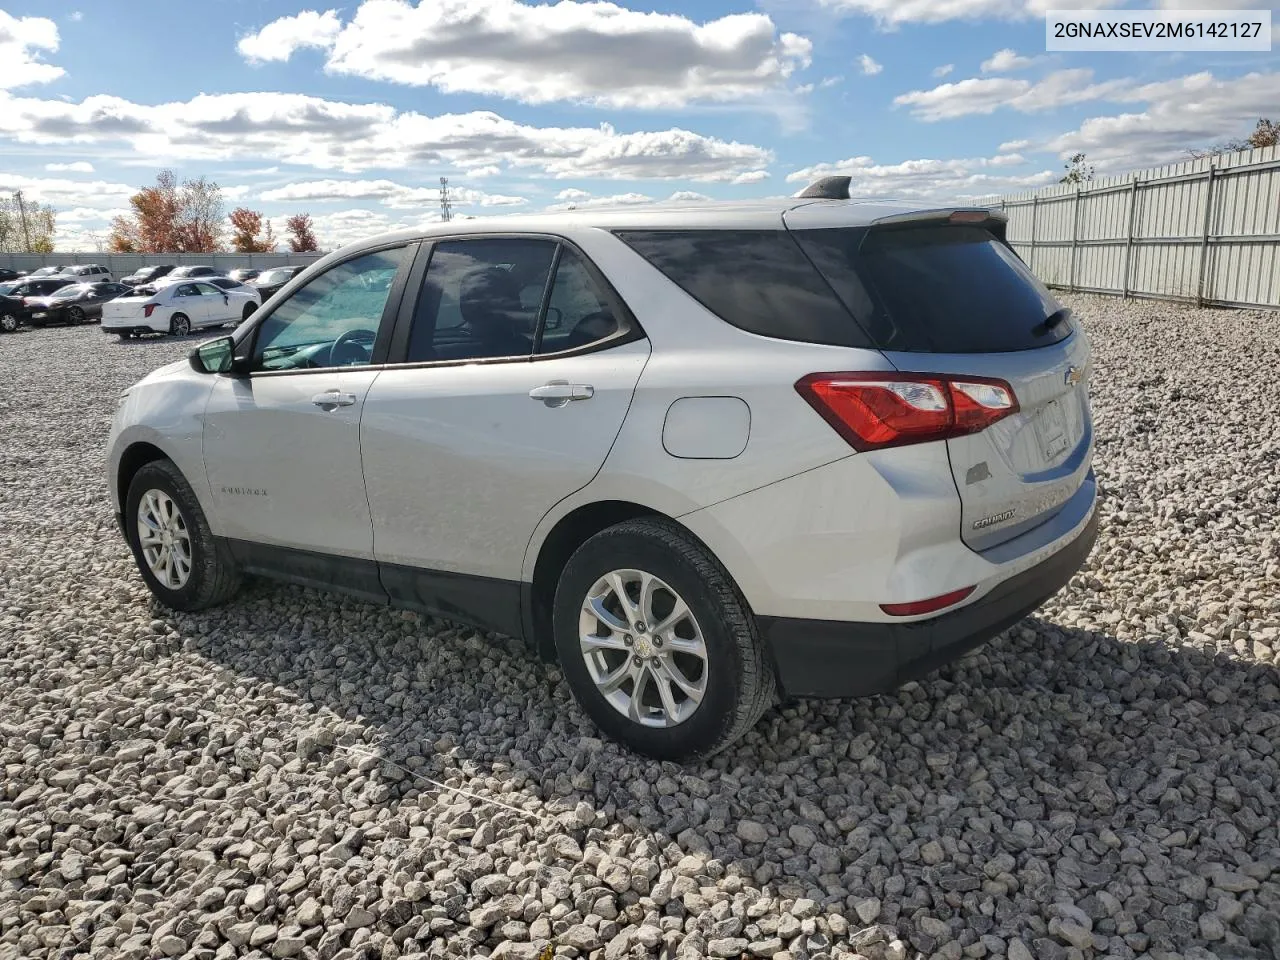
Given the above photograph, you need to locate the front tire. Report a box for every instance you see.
[169,313,191,337]
[242,303,257,323]
[552,518,776,761]
[124,460,242,612]
[68,306,86,325]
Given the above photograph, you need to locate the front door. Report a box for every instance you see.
[201,245,412,595]
[171,283,210,326]
[360,238,649,627]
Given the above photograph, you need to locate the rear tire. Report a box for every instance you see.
[552,518,776,761]
[69,306,86,325]
[124,459,242,612]
[0,313,16,333]
[170,313,190,337]
[242,303,257,323]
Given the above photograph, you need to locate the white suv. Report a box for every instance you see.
[58,263,112,282]
[106,183,1097,759]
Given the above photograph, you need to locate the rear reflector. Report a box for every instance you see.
[880,586,975,617]
[795,372,1018,451]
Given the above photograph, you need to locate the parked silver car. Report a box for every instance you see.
[106,183,1097,759]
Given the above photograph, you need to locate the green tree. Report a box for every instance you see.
[1059,153,1094,185]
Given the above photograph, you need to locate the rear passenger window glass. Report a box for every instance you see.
[536,248,620,355]
[406,238,555,363]
[613,230,871,349]
[793,226,1070,354]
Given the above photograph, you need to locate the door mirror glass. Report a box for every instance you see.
[190,336,235,374]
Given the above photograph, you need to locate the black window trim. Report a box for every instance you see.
[381,231,645,371]
[231,239,420,378]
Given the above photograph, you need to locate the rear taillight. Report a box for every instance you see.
[143,304,157,318]
[880,586,975,617]
[796,372,1018,451]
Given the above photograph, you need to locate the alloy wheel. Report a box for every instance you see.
[0,314,16,333]
[137,489,192,589]
[578,569,708,727]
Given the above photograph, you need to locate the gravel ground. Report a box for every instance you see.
[1,295,1279,960]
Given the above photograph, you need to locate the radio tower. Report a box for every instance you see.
[439,177,453,222]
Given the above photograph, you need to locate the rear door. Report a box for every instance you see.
[360,236,648,621]
[788,214,1092,552]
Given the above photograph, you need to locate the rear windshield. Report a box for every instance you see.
[616,225,1070,354]
[613,230,872,349]
[257,269,295,284]
[792,225,1071,353]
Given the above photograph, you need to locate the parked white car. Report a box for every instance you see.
[101,280,259,337]
[56,263,112,283]
[106,184,1097,758]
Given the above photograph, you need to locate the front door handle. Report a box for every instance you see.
[312,390,357,409]
[529,381,594,407]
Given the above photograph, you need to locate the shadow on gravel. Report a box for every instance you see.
[177,581,1280,958]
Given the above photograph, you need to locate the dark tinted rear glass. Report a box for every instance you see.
[614,230,871,349]
[793,225,1070,354]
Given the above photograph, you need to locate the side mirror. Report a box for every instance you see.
[189,335,236,374]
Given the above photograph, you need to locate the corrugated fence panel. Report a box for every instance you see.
[0,251,326,273]
[979,146,1280,311]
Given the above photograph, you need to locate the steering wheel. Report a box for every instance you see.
[328,328,376,367]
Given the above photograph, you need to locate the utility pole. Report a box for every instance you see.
[439,177,452,222]
[14,191,31,253]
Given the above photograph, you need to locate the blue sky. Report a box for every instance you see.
[1,0,1276,250]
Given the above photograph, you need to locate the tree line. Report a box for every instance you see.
[1060,118,1279,185]
[108,169,318,254]
[0,192,57,253]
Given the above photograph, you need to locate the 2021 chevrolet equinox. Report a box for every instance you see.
[107,181,1098,759]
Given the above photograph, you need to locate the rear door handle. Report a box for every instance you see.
[312,390,357,409]
[529,381,594,407]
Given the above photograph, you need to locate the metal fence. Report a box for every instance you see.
[978,144,1280,311]
[0,251,326,275]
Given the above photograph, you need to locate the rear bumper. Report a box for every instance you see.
[103,324,157,335]
[759,503,1099,699]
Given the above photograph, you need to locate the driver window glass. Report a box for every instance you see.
[405,238,555,364]
[253,247,406,371]
[535,247,620,355]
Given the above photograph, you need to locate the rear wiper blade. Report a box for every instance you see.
[1032,307,1072,337]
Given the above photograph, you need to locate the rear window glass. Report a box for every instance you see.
[793,225,1070,354]
[613,230,872,349]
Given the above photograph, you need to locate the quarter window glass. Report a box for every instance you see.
[406,238,555,363]
[253,247,406,371]
[535,248,620,355]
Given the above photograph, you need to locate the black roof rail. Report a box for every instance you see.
[795,175,851,200]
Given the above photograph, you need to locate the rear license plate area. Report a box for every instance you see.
[1034,398,1070,460]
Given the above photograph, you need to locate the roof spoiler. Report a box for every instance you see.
[794,176,852,200]
[870,207,1007,227]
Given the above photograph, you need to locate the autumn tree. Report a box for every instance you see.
[229,207,276,253]
[1059,153,1094,185]
[108,169,226,253]
[1189,118,1279,159]
[285,213,318,252]
[0,192,58,253]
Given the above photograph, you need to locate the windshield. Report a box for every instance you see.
[51,284,87,299]
[0,283,15,295]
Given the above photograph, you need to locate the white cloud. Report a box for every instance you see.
[932,64,954,78]
[0,173,134,209]
[857,54,883,76]
[981,48,1034,73]
[0,90,773,182]
[44,160,94,173]
[819,76,843,88]
[547,188,715,210]
[0,12,64,89]
[268,207,441,250]
[1039,70,1280,169]
[260,177,527,208]
[242,0,811,110]
[238,9,344,63]
[895,69,1133,120]
[731,170,770,184]
[814,0,1123,25]
[68,12,83,22]
[786,154,1058,201]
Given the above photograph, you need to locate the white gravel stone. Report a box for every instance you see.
[2,299,1280,959]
